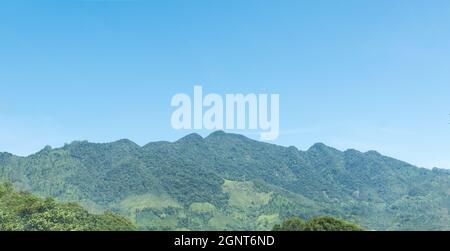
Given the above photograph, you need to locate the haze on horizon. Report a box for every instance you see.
[0,0,449,169]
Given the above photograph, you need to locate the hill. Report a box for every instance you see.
[0,183,136,231]
[0,131,449,230]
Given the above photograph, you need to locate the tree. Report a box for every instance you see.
[273,216,364,231]
[302,216,364,231]
[272,217,305,231]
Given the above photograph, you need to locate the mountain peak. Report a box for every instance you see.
[113,139,139,146]
[38,145,53,153]
[308,143,336,152]
[177,133,204,143]
[206,131,255,144]
[207,130,227,137]
[0,152,13,159]
[110,139,140,149]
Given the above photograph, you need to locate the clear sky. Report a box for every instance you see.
[0,0,449,169]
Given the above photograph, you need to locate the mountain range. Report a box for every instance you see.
[0,131,449,230]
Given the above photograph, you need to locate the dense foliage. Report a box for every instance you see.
[273,216,364,231]
[0,183,136,231]
[0,131,449,230]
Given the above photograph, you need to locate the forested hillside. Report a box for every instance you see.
[0,183,136,231]
[0,131,449,230]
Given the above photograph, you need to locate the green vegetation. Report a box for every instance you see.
[0,131,449,231]
[272,217,306,231]
[0,183,136,231]
[273,216,364,231]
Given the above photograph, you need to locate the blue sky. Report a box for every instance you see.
[0,0,449,168]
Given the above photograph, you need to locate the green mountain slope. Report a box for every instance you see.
[0,131,449,230]
[0,183,136,231]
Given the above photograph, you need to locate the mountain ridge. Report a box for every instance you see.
[0,132,436,171]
